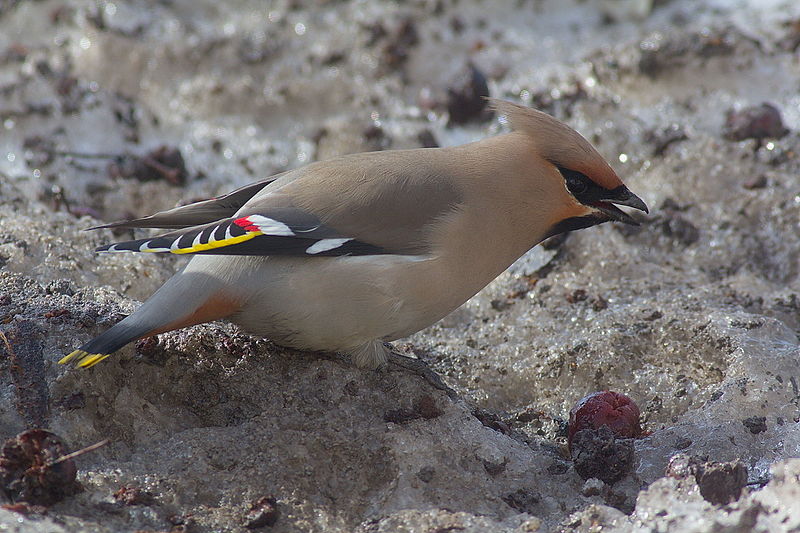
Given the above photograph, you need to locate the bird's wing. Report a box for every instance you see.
[96,202,389,256]
[96,150,463,257]
[92,172,288,230]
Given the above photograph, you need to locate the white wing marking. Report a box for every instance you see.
[305,238,352,255]
[244,215,295,236]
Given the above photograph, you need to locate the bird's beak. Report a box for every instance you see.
[590,186,649,226]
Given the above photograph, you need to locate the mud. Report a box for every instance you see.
[1,0,799,532]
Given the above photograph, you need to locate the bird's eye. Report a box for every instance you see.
[558,166,592,198]
[565,174,587,195]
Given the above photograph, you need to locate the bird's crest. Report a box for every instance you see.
[489,98,622,190]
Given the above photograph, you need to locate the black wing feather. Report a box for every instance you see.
[97,210,390,257]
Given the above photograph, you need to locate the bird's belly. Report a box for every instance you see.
[225,254,480,352]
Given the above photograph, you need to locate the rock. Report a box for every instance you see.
[2,2,800,531]
[742,416,767,434]
[112,485,155,506]
[723,103,789,142]
[445,63,490,125]
[751,460,800,530]
[566,289,588,304]
[0,430,79,506]
[645,124,688,156]
[107,146,188,186]
[658,213,699,246]
[362,124,392,151]
[238,31,280,64]
[501,487,540,514]
[417,129,439,148]
[416,466,435,483]
[665,454,748,505]
[581,478,604,497]
[53,392,86,412]
[375,16,419,71]
[743,175,768,190]
[0,320,49,428]
[570,426,635,484]
[638,27,738,78]
[527,82,588,119]
[694,460,748,505]
[244,495,279,529]
[383,394,443,423]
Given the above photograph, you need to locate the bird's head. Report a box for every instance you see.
[491,99,649,239]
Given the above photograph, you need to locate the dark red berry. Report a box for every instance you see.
[568,391,642,451]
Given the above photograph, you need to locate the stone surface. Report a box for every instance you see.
[1,0,799,532]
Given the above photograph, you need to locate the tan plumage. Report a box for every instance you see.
[61,100,647,369]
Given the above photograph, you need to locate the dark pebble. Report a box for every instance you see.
[113,485,155,506]
[417,129,439,148]
[362,124,392,151]
[643,310,663,321]
[416,466,435,483]
[743,175,767,190]
[446,63,490,125]
[645,124,688,156]
[135,335,159,356]
[502,487,539,513]
[570,426,634,484]
[665,454,748,505]
[546,461,569,475]
[638,29,736,78]
[384,394,442,424]
[238,33,278,64]
[540,232,569,250]
[566,289,588,304]
[482,457,508,477]
[659,213,699,246]
[244,495,279,529]
[696,461,748,505]
[379,16,419,70]
[0,430,79,506]
[108,146,187,186]
[592,296,609,312]
[54,392,86,411]
[742,416,767,434]
[472,408,511,434]
[723,103,789,142]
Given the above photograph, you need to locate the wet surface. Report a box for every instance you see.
[1,0,799,531]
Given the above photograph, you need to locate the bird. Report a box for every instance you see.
[60,100,648,374]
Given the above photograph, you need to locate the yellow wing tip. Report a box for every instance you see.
[59,350,111,368]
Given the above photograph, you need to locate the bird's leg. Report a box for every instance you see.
[384,344,457,399]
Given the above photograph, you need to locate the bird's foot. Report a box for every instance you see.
[386,348,457,399]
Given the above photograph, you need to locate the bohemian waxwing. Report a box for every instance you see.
[61,100,648,369]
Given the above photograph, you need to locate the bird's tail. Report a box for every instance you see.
[59,318,158,368]
[59,268,241,368]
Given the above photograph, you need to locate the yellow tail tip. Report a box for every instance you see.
[59,349,87,365]
[77,353,111,368]
[59,350,111,368]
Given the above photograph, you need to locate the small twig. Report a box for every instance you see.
[141,156,181,185]
[0,331,12,354]
[46,439,110,467]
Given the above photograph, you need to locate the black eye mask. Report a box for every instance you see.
[559,166,617,205]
